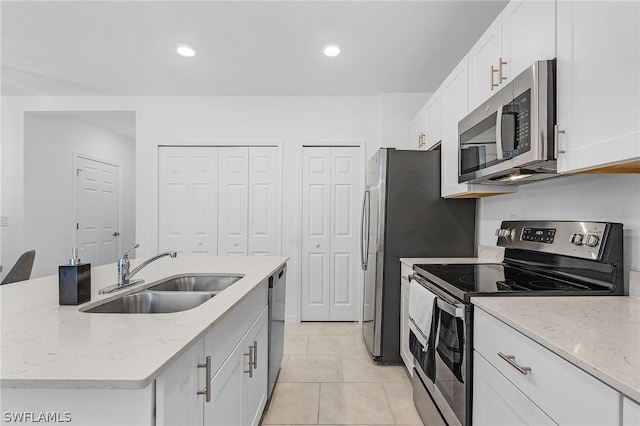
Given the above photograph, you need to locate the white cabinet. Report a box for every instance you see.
[399,262,413,376]
[474,308,621,426]
[206,306,268,426]
[156,339,205,426]
[424,89,443,149]
[556,0,640,173]
[301,146,361,321]
[410,103,428,150]
[159,146,279,256]
[157,279,270,426]
[468,0,555,111]
[473,351,555,426]
[441,55,513,198]
[623,396,640,426]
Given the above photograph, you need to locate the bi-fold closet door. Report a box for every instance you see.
[158,146,278,256]
[301,146,361,321]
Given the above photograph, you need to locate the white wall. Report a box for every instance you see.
[2,94,423,319]
[23,113,135,278]
[478,173,640,291]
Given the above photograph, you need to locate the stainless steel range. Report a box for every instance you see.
[409,220,624,426]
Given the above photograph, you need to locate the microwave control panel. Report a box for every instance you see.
[502,89,531,158]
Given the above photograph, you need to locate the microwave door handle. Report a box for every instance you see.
[495,104,504,161]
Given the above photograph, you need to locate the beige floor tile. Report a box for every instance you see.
[263,383,320,425]
[324,322,362,336]
[285,322,326,336]
[383,382,424,425]
[285,335,309,355]
[318,382,395,425]
[307,335,357,355]
[282,355,343,383]
[341,355,407,383]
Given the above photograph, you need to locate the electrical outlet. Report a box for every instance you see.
[0,216,8,227]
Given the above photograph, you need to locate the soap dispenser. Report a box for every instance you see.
[58,248,91,305]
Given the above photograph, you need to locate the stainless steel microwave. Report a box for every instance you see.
[458,60,557,185]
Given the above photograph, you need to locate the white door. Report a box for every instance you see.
[218,147,249,256]
[301,146,361,321]
[248,147,278,256]
[158,147,218,255]
[75,155,120,266]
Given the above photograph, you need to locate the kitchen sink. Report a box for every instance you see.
[84,290,215,314]
[147,274,243,293]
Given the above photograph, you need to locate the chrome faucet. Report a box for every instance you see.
[98,244,177,294]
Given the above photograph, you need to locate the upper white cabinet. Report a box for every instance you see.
[441,56,514,198]
[556,0,640,173]
[469,0,556,111]
[425,89,443,149]
[411,103,428,150]
[159,146,280,256]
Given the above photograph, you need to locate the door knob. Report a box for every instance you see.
[112,232,120,237]
[316,244,320,248]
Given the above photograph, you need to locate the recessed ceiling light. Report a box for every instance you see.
[323,45,341,57]
[177,45,196,57]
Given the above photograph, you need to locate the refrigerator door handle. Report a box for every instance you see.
[360,190,370,271]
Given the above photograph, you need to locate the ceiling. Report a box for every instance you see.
[1,1,508,96]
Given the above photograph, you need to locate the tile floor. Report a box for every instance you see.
[262,322,424,426]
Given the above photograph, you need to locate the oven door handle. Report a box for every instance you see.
[410,273,464,318]
[495,104,504,161]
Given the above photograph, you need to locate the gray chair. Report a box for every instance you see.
[1,250,36,285]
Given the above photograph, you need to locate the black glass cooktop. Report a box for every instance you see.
[413,263,607,302]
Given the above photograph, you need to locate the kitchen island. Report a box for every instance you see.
[1,255,288,425]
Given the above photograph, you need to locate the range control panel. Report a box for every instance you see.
[495,221,620,260]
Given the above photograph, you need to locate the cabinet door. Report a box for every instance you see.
[501,0,555,83]
[205,340,245,426]
[400,279,413,375]
[623,396,640,426]
[248,147,279,256]
[218,147,249,255]
[156,339,205,426]
[425,89,442,149]
[159,147,218,255]
[243,307,269,426]
[557,0,640,173]
[468,16,503,111]
[473,351,556,426]
[411,104,428,150]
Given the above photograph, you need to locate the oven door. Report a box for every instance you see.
[432,297,469,426]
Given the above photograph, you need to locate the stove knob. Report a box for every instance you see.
[585,234,600,247]
[570,233,584,245]
[496,229,511,238]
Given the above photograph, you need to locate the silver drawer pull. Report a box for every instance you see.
[252,340,258,369]
[244,347,254,377]
[197,356,212,402]
[498,352,532,375]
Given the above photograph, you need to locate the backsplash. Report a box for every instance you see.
[478,173,640,293]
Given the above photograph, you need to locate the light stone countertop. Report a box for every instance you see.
[472,296,640,403]
[0,255,288,390]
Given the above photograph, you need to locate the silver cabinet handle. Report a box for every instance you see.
[498,352,531,375]
[418,133,426,149]
[498,57,507,82]
[197,356,212,402]
[252,340,258,369]
[244,347,254,377]
[554,124,566,156]
[490,65,499,90]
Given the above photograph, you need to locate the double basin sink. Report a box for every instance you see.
[84,274,243,314]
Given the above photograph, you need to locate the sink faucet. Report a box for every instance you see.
[98,244,177,294]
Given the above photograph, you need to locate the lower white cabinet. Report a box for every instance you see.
[474,308,621,426]
[156,280,269,426]
[399,262,413,376]
[624,396,640,426]
[473,351,555,426]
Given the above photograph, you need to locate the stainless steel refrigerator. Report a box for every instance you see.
[361,148,477,363]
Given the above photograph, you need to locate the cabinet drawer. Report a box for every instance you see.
[204,280,268,377]
[474,308,620,425]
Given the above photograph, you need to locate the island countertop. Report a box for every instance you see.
[0,255,288,390]
[472,296,640,403]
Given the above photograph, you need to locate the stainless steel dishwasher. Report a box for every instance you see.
[267,264,286,401]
